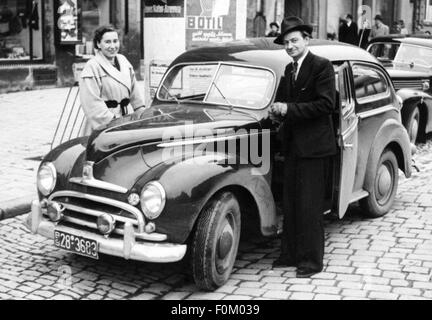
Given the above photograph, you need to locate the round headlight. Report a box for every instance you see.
[140,181,166,220]
[37,162,57,196]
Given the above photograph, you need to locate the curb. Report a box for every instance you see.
[0,196,33,221]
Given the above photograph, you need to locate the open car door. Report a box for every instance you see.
[335,63,358,218]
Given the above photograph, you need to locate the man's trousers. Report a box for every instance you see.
[281,152,331,271]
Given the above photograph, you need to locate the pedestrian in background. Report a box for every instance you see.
[339,14,359,45]
[390,21,401,34]
[371,14,389,39]
[270,17,337,278]
[399,20,408,35]
[79,25,145,135]
[266,22,281,37]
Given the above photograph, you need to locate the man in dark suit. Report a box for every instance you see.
[270,17,337,278]
[339,14,359,45]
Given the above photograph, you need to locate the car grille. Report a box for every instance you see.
[45,190,160,241]
[393,79,425,91]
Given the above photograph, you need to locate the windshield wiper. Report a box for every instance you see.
[208,81,260,123]
[211,81,235,112]
[161,84,180,104]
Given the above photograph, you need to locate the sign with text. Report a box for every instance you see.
[144,0,184,18]
[186,0,236,50]
[55,0,82,44]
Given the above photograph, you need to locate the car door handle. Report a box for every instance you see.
[343,142,354,149]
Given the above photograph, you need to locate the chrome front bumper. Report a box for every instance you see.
[24,200,187,263]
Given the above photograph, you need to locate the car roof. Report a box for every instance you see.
[170,38,380,76]
[369,34,432,46]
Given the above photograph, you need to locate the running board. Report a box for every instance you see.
[349,190,369,203]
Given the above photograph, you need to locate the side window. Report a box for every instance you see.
[352,65,389,103]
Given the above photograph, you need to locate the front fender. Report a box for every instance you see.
[397,89,432,134]
[39,137,88,199]
[136,153,277,243]
[364,118,412,193]
[397,88,432,102]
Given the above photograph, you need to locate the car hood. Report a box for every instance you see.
[386,67,431,79]
[86,103,263,164]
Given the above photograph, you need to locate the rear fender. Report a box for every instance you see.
[363,118,412,193]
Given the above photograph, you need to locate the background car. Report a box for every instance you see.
[25,39,412,291]
[367,35,432,143]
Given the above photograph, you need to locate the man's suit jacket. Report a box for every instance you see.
[340,22,359,45]
[277,51,337,158]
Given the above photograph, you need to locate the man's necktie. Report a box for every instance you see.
[292,61,298,85]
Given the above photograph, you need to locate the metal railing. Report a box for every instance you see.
[50,82,85,150]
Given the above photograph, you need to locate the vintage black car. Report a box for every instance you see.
[25,39,413,290]
[367,35,432,143]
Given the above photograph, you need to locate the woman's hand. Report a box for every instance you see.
[130,106,146,121]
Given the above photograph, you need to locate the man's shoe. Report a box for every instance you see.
[296,267,321,278]
[272,257,296,268]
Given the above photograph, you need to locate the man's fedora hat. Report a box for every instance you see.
[274,16,313,45]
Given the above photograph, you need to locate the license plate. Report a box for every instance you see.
[54,230,99,259]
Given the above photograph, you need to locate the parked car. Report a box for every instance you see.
[367,35,432,143]
[25,39,413,290]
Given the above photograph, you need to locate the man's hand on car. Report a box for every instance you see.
[269,102,288,123]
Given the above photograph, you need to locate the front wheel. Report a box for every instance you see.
[191,192,241,291]
[360,149,399,218]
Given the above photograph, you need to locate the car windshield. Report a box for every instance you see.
[157,63,275,109]
[368,42,400,61]
[394,44,432,68]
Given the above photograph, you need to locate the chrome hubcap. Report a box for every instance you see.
[376,163,393,204]
[216,212,236,274]
[218,225,234,259]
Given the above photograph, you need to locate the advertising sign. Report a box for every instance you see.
[186,0,236,50]
[55,0,82,44]
[144,0,184,18]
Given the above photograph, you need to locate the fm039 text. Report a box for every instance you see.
[215,304,260,315]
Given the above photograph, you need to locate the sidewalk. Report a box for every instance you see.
[0,82,145,220]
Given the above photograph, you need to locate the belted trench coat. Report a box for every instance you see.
[79,51,145,136]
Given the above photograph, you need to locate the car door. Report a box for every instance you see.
[336,63,358,218]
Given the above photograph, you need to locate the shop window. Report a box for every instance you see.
[0,0,43,62]
[75,0,110,59]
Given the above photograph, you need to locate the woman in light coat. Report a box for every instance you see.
[79,25,145,136]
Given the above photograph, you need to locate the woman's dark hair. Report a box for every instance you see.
[93,25,118,50]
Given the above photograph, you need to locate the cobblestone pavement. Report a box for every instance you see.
[0,140,432,300]
[0,88,66,203]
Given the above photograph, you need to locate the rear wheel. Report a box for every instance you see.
[191,192,241,290]
[360,149,399,218]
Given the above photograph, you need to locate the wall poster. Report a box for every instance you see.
[55,0,82,44]
[186,0,236,50]
[143,0,184,18]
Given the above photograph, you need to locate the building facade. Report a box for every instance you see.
[1,0,431,94]
[0,0,142,93]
